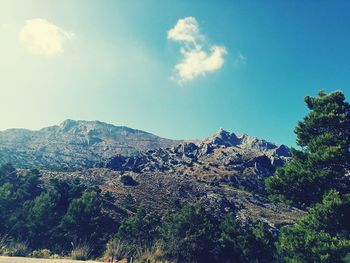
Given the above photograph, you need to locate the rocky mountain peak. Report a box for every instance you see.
[205,128,240,147]
[59,119,78,132]
[202,129,291,157]
[58,119,112,132]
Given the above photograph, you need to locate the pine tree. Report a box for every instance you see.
[266,91,350,208]
[277,190,350,262]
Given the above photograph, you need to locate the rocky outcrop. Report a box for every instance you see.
[206,129,291,156]
[104,129,291,194]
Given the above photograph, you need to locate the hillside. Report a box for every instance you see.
[103,128,290,194]
[1,120,306,261]
[1,120,301,227]
[39,126,300,229]
[0,119,182,170]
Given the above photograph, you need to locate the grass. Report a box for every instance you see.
[70,241,93,260]
[0,256,100,263]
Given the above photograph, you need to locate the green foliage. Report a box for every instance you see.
[158,204,277,263]
[121,193,137,212]
[0,163,18,186]
[0,241,29,257]
[159,203,218,263]
[0,163,118,258]
[266,91,350,208]
[277,190,350,263]
[0,162,279,261]
[120,175,138,186]
[266,90,350,262]
[0,165,42,234]
[60,189,116,254]
[104,238,129,262]
[219,213,276,263]
[117,206,160,256]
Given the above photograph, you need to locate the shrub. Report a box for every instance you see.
[117,207,160,256]
[133,246,164,263]
[0,234,10,255]
[159,203,218,263]
[120,175,138,186]
[30,248,52,258]
[1,242,29,257]
[104,239,129,262]
[71,241,92,260]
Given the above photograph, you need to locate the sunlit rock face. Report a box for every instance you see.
[0,119,182,170]
[104,128,291,194]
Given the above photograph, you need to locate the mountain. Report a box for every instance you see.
[2,120,301,227]
[0,119,182,170]
[41,129,298,227]
[38,127,298,228]
[104,128,290,194]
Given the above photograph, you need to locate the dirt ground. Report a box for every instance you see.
[0,256,100,263]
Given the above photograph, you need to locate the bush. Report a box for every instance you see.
[159,203,218,263]
[1,242,29,257]
[120,175,138,186]
[117,207,160,256]
[71,241,92,260]
[219,214,276,263]
[30,248,52,258]
[0,235,10,255]
[104,239,129,262]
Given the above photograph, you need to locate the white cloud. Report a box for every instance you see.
[168,17,227,83]
[167,16,203,44]
[175,46,227,82]
[18,18,75,57]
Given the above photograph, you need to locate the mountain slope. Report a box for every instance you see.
[104,128,291,194]
[42,167,303,228]
[3,121,301,227]
[0,119,182,170]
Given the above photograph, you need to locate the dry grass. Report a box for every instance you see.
[70,241,93,261]
[0,256,100,263]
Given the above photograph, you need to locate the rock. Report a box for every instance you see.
[205,128,240,147]
[104,130,290,194]
[274,144,291,157]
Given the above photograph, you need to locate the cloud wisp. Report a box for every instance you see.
[168,17,227,83]
[18,18,75,57]
[234,53,247,67]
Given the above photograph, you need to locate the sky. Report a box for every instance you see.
[1,0,350,146]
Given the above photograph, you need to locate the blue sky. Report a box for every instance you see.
[1,1,350,146]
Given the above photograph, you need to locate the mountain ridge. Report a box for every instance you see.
[0,120,290,172]
[0,119,182,170]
